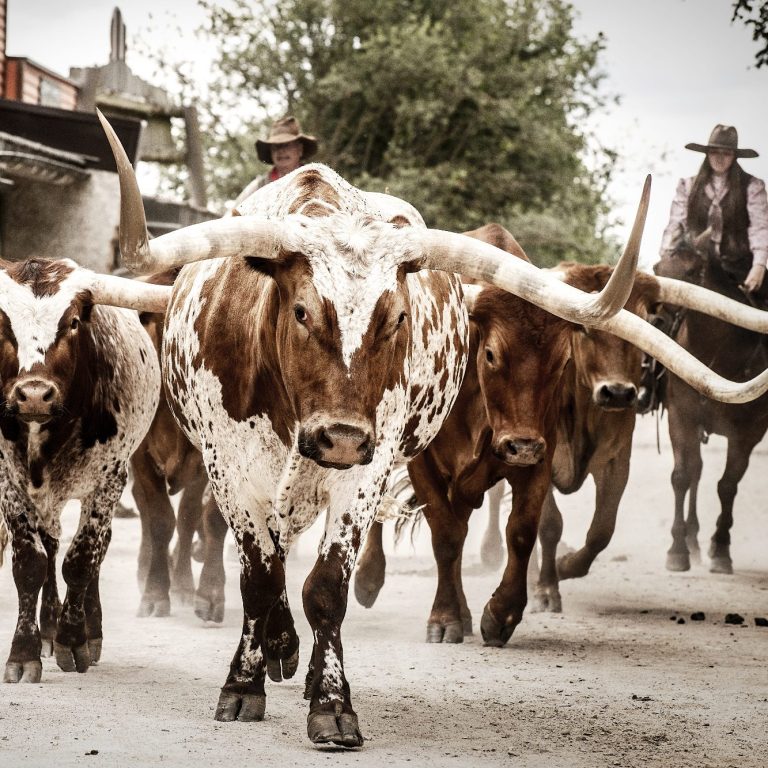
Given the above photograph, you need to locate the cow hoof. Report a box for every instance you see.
[194,594,225,623]
[426,621,463,643]
[665,552,690,572]
[480,605,514,647]
[88,638,103,665]
[531,589,562,613]
[54,641,91,673]
[137,597,171,618]
[462,614,474,636]
[214,690,266,722]
[709,557,733,575]
[170,587,195,607]
[686,538,701,565]
[3,660,42,683]
[353,574,384,609]
[266,647,299,683]
[40,638,53,658]
[308,709,364,748]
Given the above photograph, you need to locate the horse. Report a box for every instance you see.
[654,232,768,573]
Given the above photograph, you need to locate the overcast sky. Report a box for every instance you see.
[6,0,767,268]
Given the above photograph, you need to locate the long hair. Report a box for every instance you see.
[687,156,750,238]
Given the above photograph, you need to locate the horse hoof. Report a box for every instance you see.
[666,552,690,572]
[214,690,266,722]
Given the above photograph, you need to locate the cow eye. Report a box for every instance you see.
[485,348,494,364]
[397,311,407,326]
[294,305,307,324]
[70,317,80,330]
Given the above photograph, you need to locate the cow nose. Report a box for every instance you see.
[10,379,61,422]
[495,435,546,466]
[595,383,637,410]
[300,423,375,468]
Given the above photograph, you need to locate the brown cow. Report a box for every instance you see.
[132,272,228,622]
[532,265,660,612]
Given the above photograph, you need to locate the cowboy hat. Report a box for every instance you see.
[685,124,758,159]
[255,116,318,164]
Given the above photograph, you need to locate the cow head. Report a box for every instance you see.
[246,219,414,469]
[468,286,571,465]
[0,258,169,432]
[558,264,661,411]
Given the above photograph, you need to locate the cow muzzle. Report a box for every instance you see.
[593,382,637,411]
[298,421,375,469]
[7,378,62,424]
[493,434,546,466]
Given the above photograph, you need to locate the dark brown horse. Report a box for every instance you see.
[655,234,768,573]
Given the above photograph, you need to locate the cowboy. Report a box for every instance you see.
[659,124,768,295]
[232,115,319,207]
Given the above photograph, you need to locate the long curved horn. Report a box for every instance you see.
[416,176,650,323]
[97,110,284,273]
[597,309,768,403]
[653,275,768,333]
[89,273,172,313]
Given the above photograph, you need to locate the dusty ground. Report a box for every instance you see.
[0,416,766,768]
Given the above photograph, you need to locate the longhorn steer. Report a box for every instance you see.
[0,258,165,683]
[101,107,768,747]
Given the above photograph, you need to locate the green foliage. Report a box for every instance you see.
[150,0,621,266]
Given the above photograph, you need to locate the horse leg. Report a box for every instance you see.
[666,406,702,572]
[353,520,386,608]
[532,487,562,613]
[480,480,505,570]
[709,435,756,574]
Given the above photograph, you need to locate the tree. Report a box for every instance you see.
[732,0,768,68]
[148,0,619,266]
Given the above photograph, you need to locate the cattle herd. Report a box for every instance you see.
[0,111,766,750]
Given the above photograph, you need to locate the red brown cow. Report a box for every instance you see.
[0,258,165,683]
[132,275,228,622]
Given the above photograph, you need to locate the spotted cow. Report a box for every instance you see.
[0,258,164,683]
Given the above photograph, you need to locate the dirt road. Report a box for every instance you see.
[1,416,766,767]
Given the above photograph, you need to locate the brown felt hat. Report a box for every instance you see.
[255,116,318,164]
[685,124,758,159]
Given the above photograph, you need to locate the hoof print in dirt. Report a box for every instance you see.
[724,613,744,625]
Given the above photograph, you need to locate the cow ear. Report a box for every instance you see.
[244,256,278,279]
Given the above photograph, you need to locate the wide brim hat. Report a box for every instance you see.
[255,115,318,164]
[685,124,758,159]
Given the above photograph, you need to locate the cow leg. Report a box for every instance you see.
[480,480,506,570]
[172,475,206,606]
[55,469,124,673]
[214,510,290,723]
[132,448,174,617]
[557,447,631,580]
[532,487,562,613]
[2,492,47,684]
[194,496,228,624]
[455,549,473,635]
[482,466,548,646]
[303,493,376,749]
[354,520,386,608]
[38,531,61,658]
[709,435,756,574]
[666,405,702,571]
[410,452,468,644]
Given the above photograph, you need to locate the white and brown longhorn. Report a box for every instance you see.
[98,109,768,749]
[0,257,165,685]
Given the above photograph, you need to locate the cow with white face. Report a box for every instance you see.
[99,111,768,748]
[0,258,166,684]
